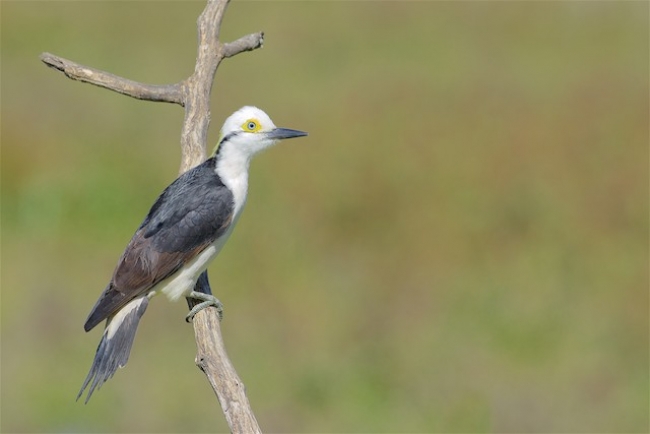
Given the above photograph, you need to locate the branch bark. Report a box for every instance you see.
[42,1,263,432]
[39,52,185,104]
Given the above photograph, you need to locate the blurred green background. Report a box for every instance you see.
[1,1,648,433]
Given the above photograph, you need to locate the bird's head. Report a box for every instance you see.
[214,106,307,158]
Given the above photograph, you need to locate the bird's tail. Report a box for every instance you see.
[77,296,149,404]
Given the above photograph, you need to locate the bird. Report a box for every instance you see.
[77,106,307,403]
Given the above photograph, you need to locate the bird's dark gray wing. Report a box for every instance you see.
[83,158,234,331]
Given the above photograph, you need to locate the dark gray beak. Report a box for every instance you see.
[267,127,308,140]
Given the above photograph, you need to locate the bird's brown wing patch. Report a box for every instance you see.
[84,212,233,332]
[83,230,208,331]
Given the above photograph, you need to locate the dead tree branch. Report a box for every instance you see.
[41,1,263,432]
[39,52,185,104]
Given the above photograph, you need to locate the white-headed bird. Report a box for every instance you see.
[77,106,307,403]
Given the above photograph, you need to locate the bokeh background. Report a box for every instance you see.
[1,1,648,433]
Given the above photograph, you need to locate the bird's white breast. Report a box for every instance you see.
[221,173,248,218]
[156,243,220,301]
[214,141,251,218]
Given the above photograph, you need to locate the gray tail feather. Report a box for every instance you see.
[77,296,149,404]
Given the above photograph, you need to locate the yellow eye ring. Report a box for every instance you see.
[242,119,261,132]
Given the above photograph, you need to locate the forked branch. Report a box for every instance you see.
[41,1,263,432]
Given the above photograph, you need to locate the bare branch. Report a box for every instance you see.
[39,52,184,105]
[177,0,230,171]
[191,274,262,434]
[180,4,262,429]
[224,32,265,58]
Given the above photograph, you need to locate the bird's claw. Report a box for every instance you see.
[185,291,224,323]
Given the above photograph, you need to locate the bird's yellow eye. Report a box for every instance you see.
[242,119,261,132]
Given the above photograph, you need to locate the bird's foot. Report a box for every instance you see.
[185,291,224,323]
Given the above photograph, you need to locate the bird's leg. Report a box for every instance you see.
[186,291,224,322]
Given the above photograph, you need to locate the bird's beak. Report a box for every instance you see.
[267,128,308,140]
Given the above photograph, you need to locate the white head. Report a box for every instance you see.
[215,106,307,160]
